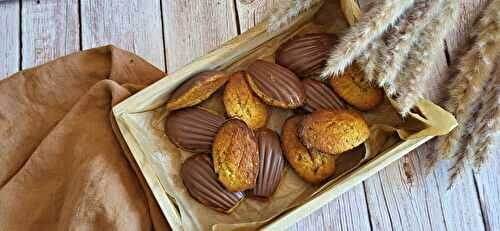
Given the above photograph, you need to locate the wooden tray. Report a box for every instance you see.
[113,3,457,230]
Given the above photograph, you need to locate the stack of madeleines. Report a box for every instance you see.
[164,33,384,213]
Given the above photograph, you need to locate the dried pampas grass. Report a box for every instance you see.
[396,0,459,115]
[376,0,441,95]
[431,0,500,188]
[320,0,415,79]
[267,0,322,32]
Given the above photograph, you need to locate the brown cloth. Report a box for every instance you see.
[0,46,170,230]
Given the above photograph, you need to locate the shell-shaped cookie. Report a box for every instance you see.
[165,107,225,153]
[299,110,369,155]
[329,63,383,111]
[281,115,336,184]
[276,33,338,78]
[181,154,244,213]
[212,119,259,192]
[246,60,305,109]
[223,71,269,129]
[302,79,345,113]
[251,128,285,198]
[166,71,229,111]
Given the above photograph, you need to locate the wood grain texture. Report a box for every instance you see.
[365,141,485,231]
[21,0,79,69]
[0,1,19,80]
[80,0,165,71]
[235,0,278,32]
[161,0,239,72]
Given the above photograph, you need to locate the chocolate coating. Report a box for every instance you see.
[251,128,285,198]
[165,108,225,153]
[181,154,244,213]
[246,60,305,109]
[302,79,345,112]
[276,33,338,77]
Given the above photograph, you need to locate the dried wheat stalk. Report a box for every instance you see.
[448,75,499,190]
[320,0,415,79]
[431,0,500,173]
[396,0,459,116]
[268,0,322,32]
[376,0,442,95]
[357,38,383,82]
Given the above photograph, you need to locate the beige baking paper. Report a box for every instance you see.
[113,2,457,230]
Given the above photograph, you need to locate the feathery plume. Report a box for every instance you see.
[376,0,442,95]
[447,76,499,190]
[268,0,322,32]
[431,0,500,171]
[396,0,459,115]
[320,0,415,79]
[357,38,383,82]
[468,76,500,172]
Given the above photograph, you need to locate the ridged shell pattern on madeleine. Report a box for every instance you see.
[223,71,269,129]
[299,110,369,155]
[281,115,336,184]
[329,63,383,111]
[251,128,285,198]
[302,79,345,113]
[212,119,259,192]
[276,33,338,78]
[181,154,244,213]
[246,60,305,109]
[166,71,229,111]
[165,107,225,153]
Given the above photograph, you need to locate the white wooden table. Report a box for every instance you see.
[0,0,498,230]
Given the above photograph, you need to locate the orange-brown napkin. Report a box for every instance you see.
[0,46,169,230]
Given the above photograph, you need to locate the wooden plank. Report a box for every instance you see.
[21,0,79,69]
[294,186,371,230]
[233,1,372,230]
[474,148,500,231]
[161,0,239,72]
[0,1,20,80]
[235,0,279,33]
[80,0,165,71]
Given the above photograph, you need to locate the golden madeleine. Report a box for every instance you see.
[329,63,383,111]
[166,71,229,111]
[223,71,269,129]
[212,119,259,192]
[299,110,369,155]
[281,115,336,184]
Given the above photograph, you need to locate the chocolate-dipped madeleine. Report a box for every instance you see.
[165,108,225,153]
[281,115,336,184]
[223,71,269,129]
[302,79,345,112]
[251,128,285,198]
[212,119,259,192]
[299,110,369,155]
[246,60,305,109]
[329,63,383,111]
[276,33,338,78]
[166,71,229,111]
[181,154,244,213]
